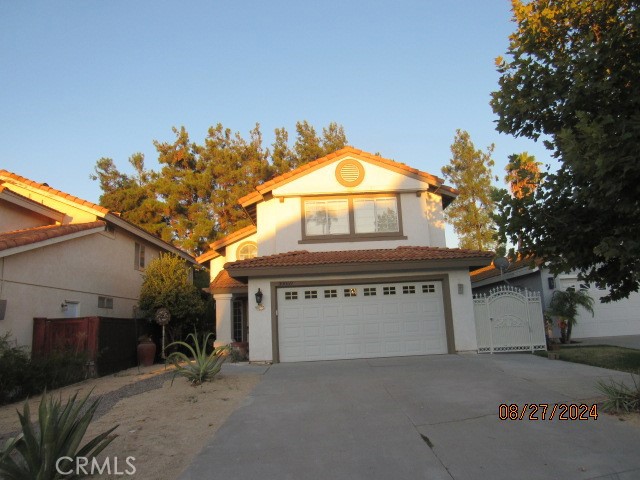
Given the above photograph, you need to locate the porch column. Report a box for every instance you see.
[213,293,234,347]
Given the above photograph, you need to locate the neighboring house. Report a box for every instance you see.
[471,258,640,338]
[197,147,493,363]
[0,170,194,348]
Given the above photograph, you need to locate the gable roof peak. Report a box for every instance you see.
[238,146,455,208]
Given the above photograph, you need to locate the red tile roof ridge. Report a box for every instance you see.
[0,169,109,215]
[0,221,106,252]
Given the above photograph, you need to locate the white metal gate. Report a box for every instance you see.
[473,286,546,353]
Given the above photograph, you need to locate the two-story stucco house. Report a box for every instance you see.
[197,147,492,363]
[0,170,194,348]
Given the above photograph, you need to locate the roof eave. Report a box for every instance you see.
[226,256,492,279]
[105,214,195,264]
[0,224,106,258]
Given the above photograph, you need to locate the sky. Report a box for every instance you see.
[0,1,556,247]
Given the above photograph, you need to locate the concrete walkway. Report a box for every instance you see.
[180,354,640,480]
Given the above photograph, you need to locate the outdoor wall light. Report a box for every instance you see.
[548,277,556,290]
[255,288,263,305]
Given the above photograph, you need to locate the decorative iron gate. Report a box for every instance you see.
[473,286,546,353]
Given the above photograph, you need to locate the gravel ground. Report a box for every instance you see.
[0,370,174,445]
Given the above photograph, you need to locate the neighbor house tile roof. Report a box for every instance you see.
[226,246,493,270]
[470,256,542,283]
[238,146,457,207]
[0,221,106,252]
[0,170,110,215]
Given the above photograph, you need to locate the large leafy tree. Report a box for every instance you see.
[441,130,497,251]
[491,0,640,302]
[92,121,347,255]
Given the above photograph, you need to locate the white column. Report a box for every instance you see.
[213,293,234,347]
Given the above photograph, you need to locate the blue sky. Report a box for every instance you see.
[0,1,555,246]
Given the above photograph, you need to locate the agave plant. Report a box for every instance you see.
[166,331,229,386]
[0,391,118,480]
[596,376,640,413]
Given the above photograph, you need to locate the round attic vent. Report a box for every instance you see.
[335,159,364,187]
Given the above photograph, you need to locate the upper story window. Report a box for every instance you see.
[134,242,145,270]
[237,242,258,260]
[302,195,403,242]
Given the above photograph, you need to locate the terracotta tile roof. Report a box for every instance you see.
[238,146,457,207]
[210,270,248,290]
[226,246,493,270]
[470,256,542,283]
[0,221,106,252]
[0,170,109,215]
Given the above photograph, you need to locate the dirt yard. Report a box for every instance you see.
[0,363,262,479]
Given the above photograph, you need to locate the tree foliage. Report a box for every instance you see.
[491,0,640,301]
[92,121,347,255]
[441,130,497,251]
[138,254,205,337]
[547,287,595,344]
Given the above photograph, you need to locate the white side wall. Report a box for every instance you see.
[246,269,477,362]
[0,229,164,348]
[555,274,640,338]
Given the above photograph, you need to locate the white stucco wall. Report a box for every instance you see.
[255,192,447,256]
[554,274,640,338]
[0,228,164,348]
[245,269,477,362]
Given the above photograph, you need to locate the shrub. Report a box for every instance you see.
[167,331,229,385]
[0,391,118,479]
[0,333,90,406]
[0,333,31,404]
[596,376,640,413]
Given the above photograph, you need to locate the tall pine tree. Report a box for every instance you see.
[441,130,497,251]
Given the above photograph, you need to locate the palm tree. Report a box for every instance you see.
[547,287,595,344]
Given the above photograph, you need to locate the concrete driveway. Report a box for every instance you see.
[180,354,640,480]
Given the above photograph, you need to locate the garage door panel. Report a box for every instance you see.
[278,281,447,362]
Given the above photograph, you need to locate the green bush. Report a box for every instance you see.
[167,331,229,385]
[0,391,118,479]
[0,333,31,404]
[0,333,90,405]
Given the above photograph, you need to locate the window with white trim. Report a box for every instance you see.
[98,296,113,309]
[134,243,145,270]
[237,242,258,260]
[304,199,350,236]
[302,195,402,240]
[353,197,399,234]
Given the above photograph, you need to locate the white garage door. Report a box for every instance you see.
[277,281,448,362]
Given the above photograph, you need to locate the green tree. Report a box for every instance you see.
[547,288,595,344]
[138,254,206,340]
[491,0,640,302]
[91,120,348,255]
[293,120,325,169]
[441,130,497,251]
